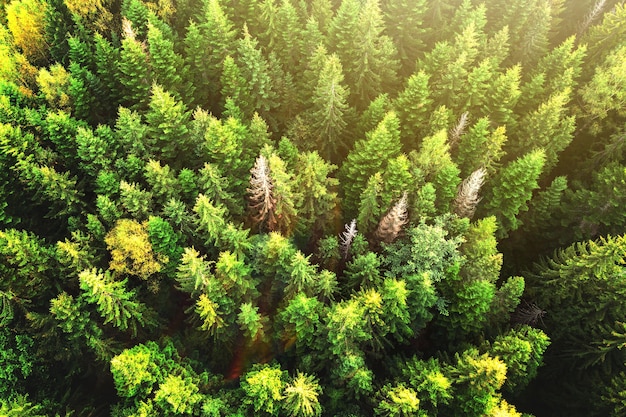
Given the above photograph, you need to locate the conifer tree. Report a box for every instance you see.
[481,149,546,237]
[78,268,154,336]
[144,85,191,167]
[347,0,400,108]
[510,89,575,172]
[193,193,228,247]
[307,53,350,162]
[118,19,151,111]
[248,155,277,232]
[580,44,626,137]
[340,111,402,218]
[381,0,428,76]
[380,154,413,212]
[229,26,277,121]
[357,173,384,236]
[184,0,236,109]
[526,234,626,415]
[293,151,338,236]
[6,0,49,64]
[147,23,193,103]
[393,71,433,144]
[456,118,507,177]
[453,168,486,219]
[283,372,323,417]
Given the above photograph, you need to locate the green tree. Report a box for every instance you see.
[374,383,420,417]
[147,23,193,103]
[144,85,191,167]
[456,118,507,177]
[340,111,402,218]
[447,348,508,417]
[509,89,576,172]
[241,363,286,415]
[307,53,350,161]
[357,173,384,236]
[283,372,323,417]
[228,26,277,121]
[118,20,151,111]
[394,71,433,143]
[485,325,550,393]
[381,0,428,75]
[526,234,626,416]
[293,151,338,236]
[79,268,155,336]
[481,149,546,237]
[329,0,399,108]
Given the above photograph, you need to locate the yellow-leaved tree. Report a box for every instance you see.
[105,219,167,283]
[6,0,49,64]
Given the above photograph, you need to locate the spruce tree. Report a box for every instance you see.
[340,111,402,218]
[307,53,350,162]
[481,149,546,237]
[118,20,151,111]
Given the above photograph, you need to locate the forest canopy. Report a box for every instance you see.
[0,0,626,416]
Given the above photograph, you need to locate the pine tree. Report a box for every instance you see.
[393,71,433,143]
[283,372,323,417]
[307,53,350,162]
[379,154,413,213]
[580,44,626,137]
[5,0,49,65]
[486,325,550,393]
[75,126,117,178]
[381,0,428,76]
[147,23,193,103]
[175,247,212,296]
[49,292,112,361]
[340,111,402,218]
[509,89,575,172]
[374,383,420,416]
[118,19,151,111]
[241,364,286,415]
[346,0,400,108]
[481,149,546,238]
[193,193,228,247]
[119,180,153,220]
[93,33,122,112]
[559,162,626,241]
[357,173,384,236]
[183,6,232,108]
[456,118,507,177]
[526,234,626,415]
[267,152,299,237]
[453,168,486,219]
[120,0,152,39]
[411,129,454,181]
[293,151,338,236]
[229,26,277,120]
[78,268,154,336]
[144,85,191,167]
[482,65,521,127]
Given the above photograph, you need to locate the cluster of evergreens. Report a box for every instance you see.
[0,0,625,415]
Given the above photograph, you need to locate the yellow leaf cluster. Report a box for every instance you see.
[6,0,48,63]
[64,0,113,33]
[105,219,167,280]
[36,64,71,110]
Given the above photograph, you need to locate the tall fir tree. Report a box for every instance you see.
[340,111,402,219]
